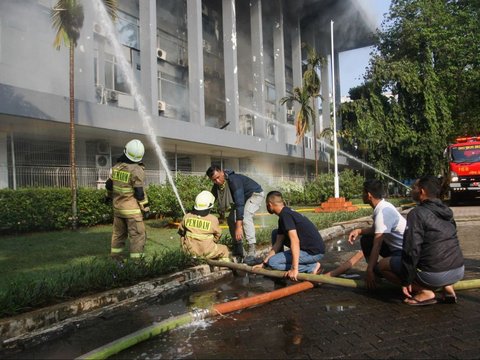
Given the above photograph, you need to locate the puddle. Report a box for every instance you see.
[324,302,357,312]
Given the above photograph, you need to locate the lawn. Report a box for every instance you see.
[0,207,373,317]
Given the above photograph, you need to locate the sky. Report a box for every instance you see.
[339,0,392,96]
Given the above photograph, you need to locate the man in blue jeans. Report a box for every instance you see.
[253,191,324,280]
[207,165,264,263]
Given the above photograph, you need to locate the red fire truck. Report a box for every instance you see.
[446,136,480,204]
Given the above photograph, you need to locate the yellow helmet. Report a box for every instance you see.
[124,139,145,162]
[194,191,215,211]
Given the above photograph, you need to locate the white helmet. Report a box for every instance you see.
[194,190,215,211]
[124,139,145,162]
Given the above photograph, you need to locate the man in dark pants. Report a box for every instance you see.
[206,165,264,263]
[382,176,464,305]
[347,179,406,288]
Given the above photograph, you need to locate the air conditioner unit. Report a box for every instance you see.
[157,48,167,61]
[106,90,118,102]
[96,141,110,154]
[93,23,105,37]
[95,154,111,169]
[158,100,166,112]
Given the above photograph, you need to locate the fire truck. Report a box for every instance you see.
[446,136,480,205]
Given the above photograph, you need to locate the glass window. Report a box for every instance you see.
[117,11,139,49]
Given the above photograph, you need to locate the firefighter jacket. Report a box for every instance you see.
[107,161,148,220]
[178,213,223,258]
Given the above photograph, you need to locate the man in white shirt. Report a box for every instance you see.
[348,179,406,289]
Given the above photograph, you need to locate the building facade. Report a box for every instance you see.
[0,0,373,189]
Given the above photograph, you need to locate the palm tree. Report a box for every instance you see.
[281,87,314,180]
[51,0,117,229]
[302,43,324,177]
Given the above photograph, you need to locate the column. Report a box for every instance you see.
[139,0,158,115]
[0,132,7,188]
[222,0,240,133]
[291,18,302,90]
[187,0,205,126]
[273,0,286,124]
[250,0,266,137]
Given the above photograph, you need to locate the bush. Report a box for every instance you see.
[147,173,211,220]
[0,188,112,234]
[0,249,194,318]
[281,170,365,205]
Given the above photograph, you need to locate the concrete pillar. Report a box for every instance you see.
[320,53,331,132]
[273,0,286,125]
[250,0,266,137]
[222,0,240,134]
[77,1,96,103]
[187,0,205,126]
[291,18,302,90]
[334,50,341,130]
[0,132,7,188]
[139,0,158,116]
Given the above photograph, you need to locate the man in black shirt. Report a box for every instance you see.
[254,191,325,280]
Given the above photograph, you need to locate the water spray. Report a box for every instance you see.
[93,0,186,215]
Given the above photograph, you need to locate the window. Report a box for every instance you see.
[106,53,129,93]
[117,11,139,50]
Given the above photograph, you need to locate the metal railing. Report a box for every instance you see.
[1,166,308,189]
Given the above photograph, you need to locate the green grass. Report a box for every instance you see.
[0,208,374,318]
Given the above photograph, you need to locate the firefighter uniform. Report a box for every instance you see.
[108,161,149,259]
[178,213,229,260]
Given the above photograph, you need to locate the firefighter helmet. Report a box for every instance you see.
[194,191,215,211]
[124,139,145,162]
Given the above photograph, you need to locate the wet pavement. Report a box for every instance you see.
[3,205,480,359]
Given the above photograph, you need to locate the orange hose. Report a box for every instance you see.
[211,281,314,315]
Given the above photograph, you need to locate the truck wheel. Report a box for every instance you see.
[450,192,460,206]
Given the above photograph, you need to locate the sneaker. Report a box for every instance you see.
[243,255,263,266]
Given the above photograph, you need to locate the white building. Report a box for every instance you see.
[0,0,374,189]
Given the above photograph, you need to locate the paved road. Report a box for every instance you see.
[112,206,480,359]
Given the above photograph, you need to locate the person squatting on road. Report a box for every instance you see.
[206,165,264,263]
[347,179,406,289]
[383,175,465,305]
[178,190,231,262]
[105,139,150,261]
[253,191,324,281]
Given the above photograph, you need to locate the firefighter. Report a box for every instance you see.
[178,190,231,262]
[105,139,149,261]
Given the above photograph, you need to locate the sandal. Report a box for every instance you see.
[404,297,437,306]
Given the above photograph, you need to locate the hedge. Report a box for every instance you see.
[0,171,365,234]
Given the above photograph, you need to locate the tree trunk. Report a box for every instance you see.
[70,45,78,229]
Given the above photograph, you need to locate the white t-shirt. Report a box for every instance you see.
[373,199,406,252]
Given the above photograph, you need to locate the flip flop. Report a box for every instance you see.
[404,297,437,306]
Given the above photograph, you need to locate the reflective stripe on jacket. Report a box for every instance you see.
[109,162,147,219]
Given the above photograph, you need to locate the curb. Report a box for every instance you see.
[0,265,230,350]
